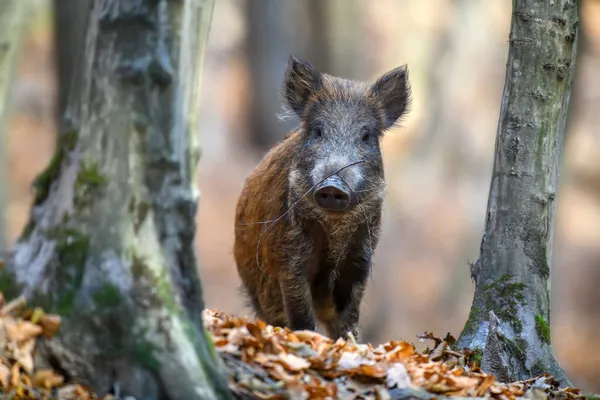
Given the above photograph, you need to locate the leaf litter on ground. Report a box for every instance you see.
[203,309,588,400]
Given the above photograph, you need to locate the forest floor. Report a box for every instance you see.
[203,310,590,400]
[0,261,592,400]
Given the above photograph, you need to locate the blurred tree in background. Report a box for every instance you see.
[0,0,29,253]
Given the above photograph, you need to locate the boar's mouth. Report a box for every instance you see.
[312,176,355,212]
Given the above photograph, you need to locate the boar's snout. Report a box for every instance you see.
[313,176,352,211]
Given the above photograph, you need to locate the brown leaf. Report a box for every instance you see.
[269,363,298,383]
[429,341,448,361]
[39,313,62,338]
[277,352,310,371]
[10,362,20,388]
[6,320,43,343]
[475,375,496,396]
[0,362,10,388]
[417,331,443,349]
[13,338,35,373]
[33,369,65,388]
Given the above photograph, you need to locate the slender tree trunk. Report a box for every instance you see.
[0,1,233,399]
[0,0,28,252]
[244,0,330,152]
[457,0,579,386]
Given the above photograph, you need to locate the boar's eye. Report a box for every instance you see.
[312,126,323,139]
[361,127,372,143]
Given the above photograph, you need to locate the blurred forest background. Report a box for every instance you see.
[1,0,599,393]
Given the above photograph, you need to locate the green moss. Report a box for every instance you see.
[76,160,107,187]
[0,269,21,301]
[537,241,550,279]
[42,227,90,315]
[131,254,177,312]
[498,334,527,363]
[20,220,35,239]
[530,359,549,376]
[515,338,527,358]
[75,160,107,207]
[535,314,551,344]
[156,269,177,313]
[62,129,78,151]
[461,306,482,337]
[32,129,78,206]
[482,274,526,333]
[93,283,122,308]
[32,151,63,206]
[133,339,160,372]
[129,198,151,232]
[470,348,482,365]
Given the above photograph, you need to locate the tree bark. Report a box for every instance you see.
[0,1,233,399]
[457,0,579,386]
[0,0,28,252]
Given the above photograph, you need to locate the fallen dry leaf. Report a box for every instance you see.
[0,362,10,388]
[38,313,61,338]
[277,352,311,371]
[5,320,43,343]
[33,368,64,388]
[386,362,412,388]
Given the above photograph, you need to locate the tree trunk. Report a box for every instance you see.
[0,1,233,399]
[0,0,28,252]
[457,0,579,386]
[52,0,92,122]
[244,0,330,152]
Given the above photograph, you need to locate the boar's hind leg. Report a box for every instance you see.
[329,257,370,340]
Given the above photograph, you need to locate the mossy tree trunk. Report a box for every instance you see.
[457,0,579,386]
[0,0,28,252]
[0,0,233,399]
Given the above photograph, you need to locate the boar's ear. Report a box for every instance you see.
[370,65,412,129]
[282,55,322,117]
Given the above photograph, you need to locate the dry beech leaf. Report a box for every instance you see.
[13,337,36,374]
[294,329,332,344]
[39,313,62,338]
[386,363,412,388]
[10,362,20,388]
[337,351,375,371]
[270,363,298,383]
[277,352,310,371]
[33,368,65,388]
[0,362,10,388]
[6,320,43,343]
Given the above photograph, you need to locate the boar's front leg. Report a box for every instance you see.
[280,238,317,331]
[280,271,316,331]
[329,254,371,340]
